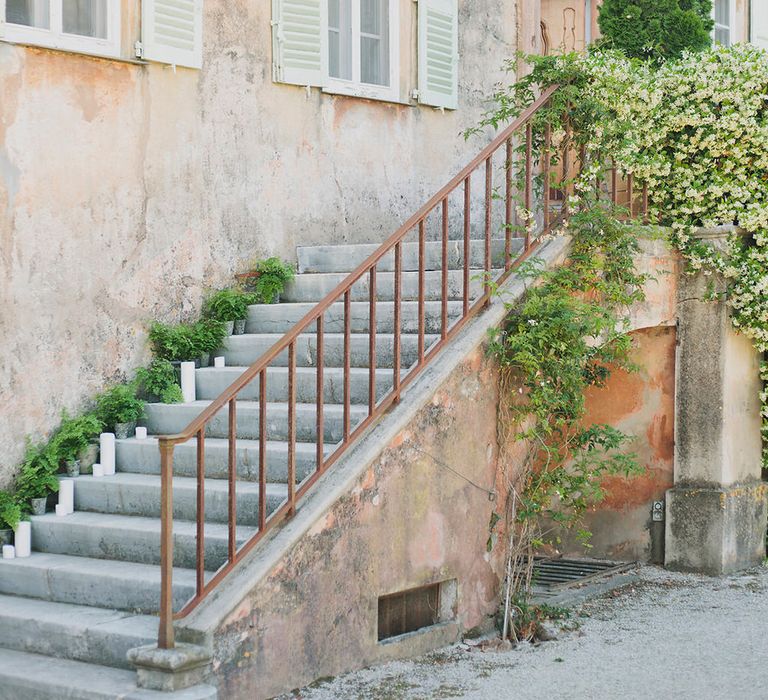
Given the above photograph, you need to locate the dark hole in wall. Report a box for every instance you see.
[377,583,441,641]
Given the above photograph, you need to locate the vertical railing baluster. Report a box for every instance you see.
[611,161,618,206]
[393,242,402,400]
[463,176,471,316]
[627,173,634,217]
[287,343,296,516]
[196,429,205,597]
[524,122,533,250]
[642,182,649,223]
[505,137,513,270]
[561,127,571,219]
[158,439,175,649]
[368,267,377,414]
[543,124,552,234]
[418,220,426,365]
[484,157,492,303]
[228,398,237,562]
[316,315,324,472]
[258,370,267,531]
[343,290,351,440]
[441,198,449,339]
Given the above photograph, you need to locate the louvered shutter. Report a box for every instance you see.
[142,0,204,69]
[753,1,768,49]
[272,0,328,87]
[417,0,458,110]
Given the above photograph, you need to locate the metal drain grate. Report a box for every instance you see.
[532,557,633,591]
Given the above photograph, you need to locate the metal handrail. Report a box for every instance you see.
[155,83,603,648]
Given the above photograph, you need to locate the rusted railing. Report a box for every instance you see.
[155,84,650,648]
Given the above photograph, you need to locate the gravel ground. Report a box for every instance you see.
[281,565,768,700]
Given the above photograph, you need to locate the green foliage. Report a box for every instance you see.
[0,491,22,531]
[241,257,295,304]
[203,288,257,322]
[16,441,60,502]
[135,359,184,404]
[95,384,146,427]
[51,412,103,463]
[149,320,227,361]
[194,319,228,355]
[597,0,714,61]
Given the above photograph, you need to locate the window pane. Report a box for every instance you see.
[715,0,729,26]
[6,0,50,29]
[329,0,352,80]
[360,0,389,86]
[62,0,108,39]
[715,27,731,46]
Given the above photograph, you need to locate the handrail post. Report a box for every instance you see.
[158,438,175,649]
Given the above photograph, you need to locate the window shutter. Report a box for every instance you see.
[272,0,328,87]
[142,0,204,69]
[753,2,768,49]
[417,0,458,110]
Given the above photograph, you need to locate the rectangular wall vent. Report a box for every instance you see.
[378,582,444,641]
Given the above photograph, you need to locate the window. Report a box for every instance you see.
[713,0,735,46]
[752,0,768,49]
[327,0,398,101]
[377,580,457,642]
[1,0,120,58]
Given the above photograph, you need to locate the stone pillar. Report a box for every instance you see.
[665,227,767,575]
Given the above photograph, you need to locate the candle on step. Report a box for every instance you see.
[214,356,225,368]
[55,504,68,517]
[100,433,116,476]
[181,361,196,403]
[135,426,148,440]
[2,545,14,559]
[58,479,74,515]
[14,521,31,558]
[92,464,104,478]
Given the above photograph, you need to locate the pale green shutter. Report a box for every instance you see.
[753,1,768,49]
[142,0,204,69]
[417,0,458,110]
[272,0,328,87]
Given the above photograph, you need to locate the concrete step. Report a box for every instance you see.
[31,512,256,570]
[0,648,217,699]
[0,595,156,669]
[281,268,497,303]
[297,237,521,273]
[73,473,287,526]
[221,331,440,368]
[246,300,463,335]
[0,552,197,613]
[195,365,400,403]
[117,436,322,484]
[144,400,367,443]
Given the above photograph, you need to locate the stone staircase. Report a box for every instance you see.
[0,233,520,699]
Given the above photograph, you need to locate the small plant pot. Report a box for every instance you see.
[224,320,235,335]
[114,421,137,440]
[233,319,247,335]
[65,460,80,478]
[199,353,211,368]
[0,529,12,546]
[78,443,99,474]
[30,497,47,516]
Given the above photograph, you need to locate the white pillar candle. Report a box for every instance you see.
[214,356,225,368]
[181,361,196,403]
[55,504,68,517]
[14,521,31,558]
[135,426,148,440]
[58,479,74,515]
[92,464,104,478]
[100,433,116,476]
[2,545,14,559]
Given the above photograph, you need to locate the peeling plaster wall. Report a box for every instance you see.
[0,0,521,484]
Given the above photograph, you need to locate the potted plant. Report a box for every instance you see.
[51,412,103,477]
[191,319,228,366]
[148,321,198,364]
[95,384,146,440]
[237,257,295,304]
[135,359,184,403]
[16,441,60,516]
[203,288,257,335]
[0,491,21,545]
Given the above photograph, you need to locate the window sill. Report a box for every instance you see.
[0,38,147,66]
[322,83,412,107]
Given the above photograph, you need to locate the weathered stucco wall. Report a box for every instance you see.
[0,0,521,484]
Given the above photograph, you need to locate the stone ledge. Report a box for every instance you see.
[128,642,212,692]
